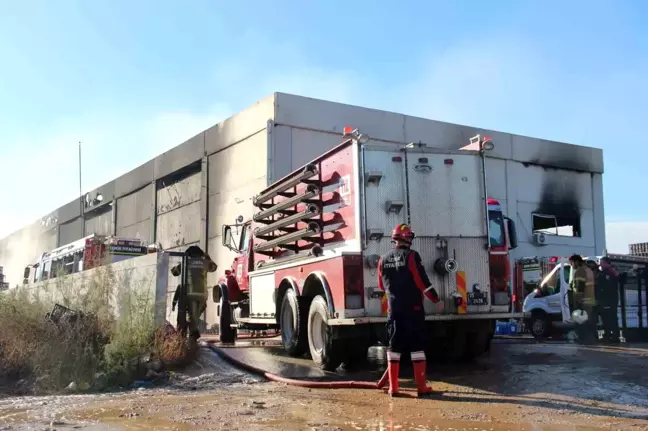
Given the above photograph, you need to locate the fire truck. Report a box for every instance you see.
[216,128,523,370]
[24,234,149,284]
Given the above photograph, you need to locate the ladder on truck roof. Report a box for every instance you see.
[251,162,344,259]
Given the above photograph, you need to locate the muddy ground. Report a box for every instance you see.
[1,338,648,430]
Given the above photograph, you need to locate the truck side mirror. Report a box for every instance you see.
[222,225,238,252]
[23,266,31,280]
[505,217,518,250]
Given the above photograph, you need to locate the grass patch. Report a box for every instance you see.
[0,258,193,395]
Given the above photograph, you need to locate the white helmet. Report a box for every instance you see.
[572,309,589,324]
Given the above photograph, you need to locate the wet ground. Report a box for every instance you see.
[1,337,648,430]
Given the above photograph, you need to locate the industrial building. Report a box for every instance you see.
[630,242,648,257]
[0,92,605,327]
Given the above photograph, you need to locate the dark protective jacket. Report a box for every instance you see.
[377,247,435,314]
[595,267,619,307]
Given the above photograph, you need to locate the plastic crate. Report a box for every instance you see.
[495,320,519,335]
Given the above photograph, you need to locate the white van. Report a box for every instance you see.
[522,257,574,338]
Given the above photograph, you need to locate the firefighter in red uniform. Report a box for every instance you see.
[377,223,440,398]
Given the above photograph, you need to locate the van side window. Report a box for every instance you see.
[43,260,51,280]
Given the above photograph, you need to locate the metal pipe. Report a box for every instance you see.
[256,245,323,268]
[253,204,321,237]
[480,146,491,250]
[253,184,320,222]
[254,222,321,252]
[360,144,368,249]
[253,164,319,207]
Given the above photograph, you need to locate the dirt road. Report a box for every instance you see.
[1,339,648,430]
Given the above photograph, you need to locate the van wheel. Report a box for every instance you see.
[280,288,307,356]
[307,295,343,371]
[529,313,551,339]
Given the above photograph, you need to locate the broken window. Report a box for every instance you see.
[532,213,581,237]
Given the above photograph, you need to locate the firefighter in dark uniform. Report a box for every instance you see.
[596,257,620,343]
[377,223,441,398]
[171,246,217,340]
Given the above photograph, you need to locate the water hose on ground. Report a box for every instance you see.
[206,343,389,390]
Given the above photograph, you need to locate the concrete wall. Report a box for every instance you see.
[0,92,605,326]
[16,253,164,321]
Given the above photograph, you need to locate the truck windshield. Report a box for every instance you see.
[488,211,506,247]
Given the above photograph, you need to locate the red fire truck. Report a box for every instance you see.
[216,128,523,370]
[24,234,149,284]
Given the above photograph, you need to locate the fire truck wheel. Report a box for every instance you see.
[280,288,307,357]
[307,295,343,371]
[341,341,369,370]
[464,327,490,360]
[219,297,237,344]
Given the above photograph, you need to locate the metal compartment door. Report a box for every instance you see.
[404,151,491,314]
[361,147,408,317]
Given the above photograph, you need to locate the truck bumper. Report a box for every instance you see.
[328,312,529,326]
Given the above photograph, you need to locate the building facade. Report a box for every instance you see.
[0,92,605,326]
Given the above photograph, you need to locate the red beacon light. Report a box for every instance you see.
[487,198,500,206]
[549,256,561,263]
[343,126,355,136]
[342,126,370,144]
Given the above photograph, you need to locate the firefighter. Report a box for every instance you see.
[568,254,597,344]
[377,223,441,398]
[170,246,217,340]
[597,257,620,344]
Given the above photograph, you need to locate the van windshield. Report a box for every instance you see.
[540,263,572,295]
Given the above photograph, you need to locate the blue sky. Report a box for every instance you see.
[0,0,646,252]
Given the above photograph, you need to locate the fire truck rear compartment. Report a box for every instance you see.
[361,146,495,315]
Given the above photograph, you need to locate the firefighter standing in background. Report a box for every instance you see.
[377,223,441,398]
[171,246,217,340]
[568,254,597,344]
[596,257,620,344]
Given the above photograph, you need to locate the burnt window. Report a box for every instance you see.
[532,213,581,237]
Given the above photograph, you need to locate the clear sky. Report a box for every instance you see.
[0,0,646,252]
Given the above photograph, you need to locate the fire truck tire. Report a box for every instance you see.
[219,297,237,344]
[307,295,343,371]
[280,288,307,357]
[341,341,370,370]
[464,328,490,360]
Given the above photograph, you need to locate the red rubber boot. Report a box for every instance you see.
[412,351,434,398]
[386,351,401,397]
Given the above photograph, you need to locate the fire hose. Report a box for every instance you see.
[206,342,389,390]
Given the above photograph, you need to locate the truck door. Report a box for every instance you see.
[559,261,572,322]
[403,149,491,315]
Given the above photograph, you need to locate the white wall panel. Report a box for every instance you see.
[116,184,154,230]
[274,93,406,143]
[156,201,202,249]
[157,171,201,215]
[208,131,267,193]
